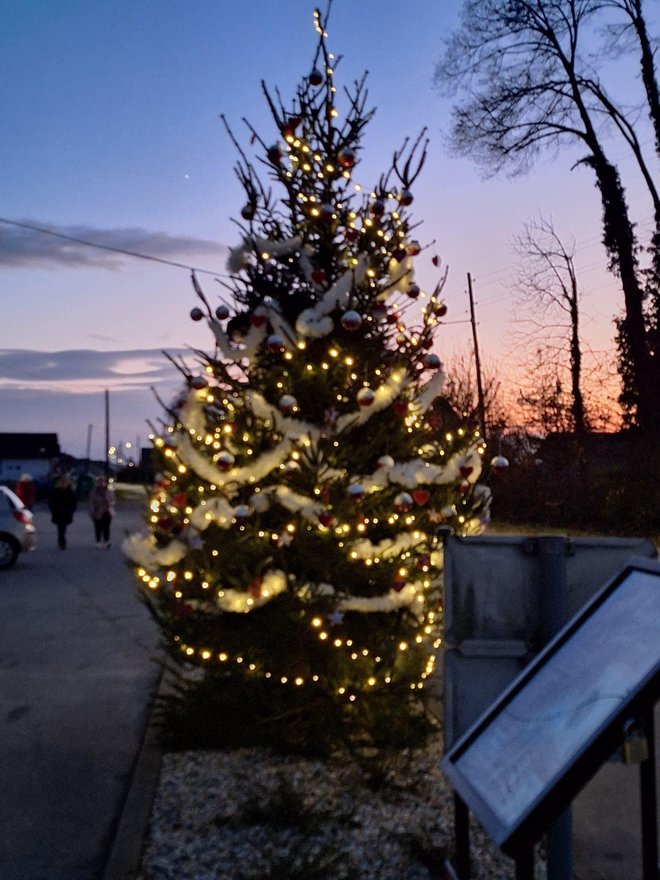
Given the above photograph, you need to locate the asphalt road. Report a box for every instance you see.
[0,498,161,880]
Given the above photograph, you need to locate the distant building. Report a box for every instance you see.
[0,432,61,483]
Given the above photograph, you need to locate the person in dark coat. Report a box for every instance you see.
[48,476,77,549]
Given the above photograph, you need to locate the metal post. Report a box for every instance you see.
[454,793,471,879]
[104,389,110,477]
[640,708,659,880]
[538,536,573,880]
[515,846,535,880]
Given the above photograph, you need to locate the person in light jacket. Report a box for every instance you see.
[89,476,116,549]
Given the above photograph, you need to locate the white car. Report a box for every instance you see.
[0,485,37,569]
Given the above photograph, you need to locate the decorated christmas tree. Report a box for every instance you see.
[125,5,491,755]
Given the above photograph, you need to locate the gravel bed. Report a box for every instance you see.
[138,741,546,880]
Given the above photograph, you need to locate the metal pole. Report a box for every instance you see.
[640,707,659,880]
[538,536,573,880]
[104,390,110,477]
[515,847,536,880]
[454,793,471,879]
[85,424,93,474]
[467,272,487,440]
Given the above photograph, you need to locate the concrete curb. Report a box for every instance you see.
[101,675,164,880]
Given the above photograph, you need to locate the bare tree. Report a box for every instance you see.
[435,0,659,431]
[511,216,588,434]
[597,0,660,156]
[442,349,509,437]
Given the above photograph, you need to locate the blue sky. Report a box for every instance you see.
[1,0,657,457]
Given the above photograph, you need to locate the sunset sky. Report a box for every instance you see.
[2,0,657,459]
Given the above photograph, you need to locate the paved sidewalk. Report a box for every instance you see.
[0,501,161,880]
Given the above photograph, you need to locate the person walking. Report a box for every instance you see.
[89,476,116,549]
[48,475,77,550]
[15,474,37,510]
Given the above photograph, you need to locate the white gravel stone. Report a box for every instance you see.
[138,742,546,880]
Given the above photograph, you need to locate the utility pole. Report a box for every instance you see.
[85,424,93,475]
[467,272,487,439]
[104,390,110,477]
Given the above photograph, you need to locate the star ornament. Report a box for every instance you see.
[329,610,345,626]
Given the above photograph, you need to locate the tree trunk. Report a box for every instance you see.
[588,157,656,430]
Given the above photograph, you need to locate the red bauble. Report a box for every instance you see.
[371,199,385,218]
[267,334,285,354]
[392,578,406,593]
[459,464,474,478]
[217,451,235,471]
[357,387,375,407]
[344,226,359,242]
[190,375,208,390]
[422,353,442,369]
[250,314,267,327]
[348,483,365,503]
[311,268,327,285]
[406,283,421,299]
[386,311,399,325]
[341,310,362,331]
[338,148,356,168]
[393,400,408,416]
[432,255,441,267]
[267,143,283,164]
[215,304,230,321]
[190,307,204,322]
[407,240,421,256]
[399,189,414,206]
[241,204,256,221]
[433,301,448,317]
[491,455,510,474]
[394,491,414,513]
[318,203,335,222]
[279,394,298,415]
[391,247,407,263]
[309,68,323,85]
[318,511,335,528]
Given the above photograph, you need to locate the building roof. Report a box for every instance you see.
[0,433,61,459]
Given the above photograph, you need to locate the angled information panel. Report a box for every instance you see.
[441,558,660,856]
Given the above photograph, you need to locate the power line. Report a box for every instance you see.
[0,217,228,277]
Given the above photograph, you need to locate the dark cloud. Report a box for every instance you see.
[0,348,197,385]
[0,220,225,269]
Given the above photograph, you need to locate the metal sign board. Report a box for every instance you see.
[441,558,660,856]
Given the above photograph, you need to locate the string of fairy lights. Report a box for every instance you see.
[124,4,491,705]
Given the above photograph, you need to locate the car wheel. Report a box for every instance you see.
[0,535,19,570]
